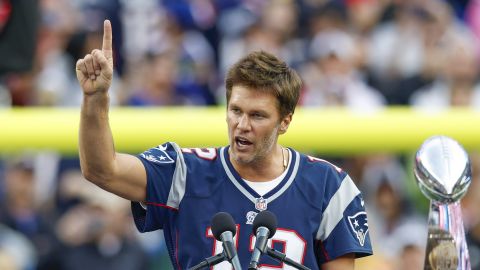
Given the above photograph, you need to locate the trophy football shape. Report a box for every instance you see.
[414,135,472,270]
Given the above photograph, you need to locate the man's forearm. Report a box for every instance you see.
[79,93,116,184]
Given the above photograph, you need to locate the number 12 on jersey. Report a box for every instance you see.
[206,225,306,270]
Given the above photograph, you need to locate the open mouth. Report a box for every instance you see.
[235,137,253,148]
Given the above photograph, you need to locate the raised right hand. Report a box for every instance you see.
[76,20,114,95]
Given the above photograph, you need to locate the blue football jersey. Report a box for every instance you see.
[132,142,372,270]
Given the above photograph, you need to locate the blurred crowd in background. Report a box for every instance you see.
[1,0,480,269]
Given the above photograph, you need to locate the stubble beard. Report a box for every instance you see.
[231,125,279,167]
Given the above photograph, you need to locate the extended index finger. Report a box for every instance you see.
[102,20,113,59]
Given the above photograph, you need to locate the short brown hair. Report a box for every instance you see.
[225,51,302,118]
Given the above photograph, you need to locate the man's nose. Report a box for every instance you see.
[237,114,251,131]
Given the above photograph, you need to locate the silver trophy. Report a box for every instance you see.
[414,135,472,270]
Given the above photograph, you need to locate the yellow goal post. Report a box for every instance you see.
[1,107,479,156]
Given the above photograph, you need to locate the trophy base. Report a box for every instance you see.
[425,226,458,270]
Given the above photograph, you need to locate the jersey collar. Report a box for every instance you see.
[220,146,300,206]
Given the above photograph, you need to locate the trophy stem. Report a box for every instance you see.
[425,201,471,270]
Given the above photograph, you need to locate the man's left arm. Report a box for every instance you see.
[321,253,355,270]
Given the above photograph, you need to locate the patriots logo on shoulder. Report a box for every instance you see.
[348,211,369,247]
[140,145,174,164]
[157,144,168,151]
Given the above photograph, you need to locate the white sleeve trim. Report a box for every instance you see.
[316,175,360,241]
[166,142,187,209]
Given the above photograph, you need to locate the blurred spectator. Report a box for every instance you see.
[367,1,425,76]
[126,50,214,106]
[346,0,389,35]
[366,0,463,105]
[410,29,480,110]
[306,1,349,34]
[35,0,122,106]
[126,52,180,106]
[300,29,385,112]
[120,0,164,64]
[218,0,305,84]
[124,3,217,106]
[361,155,427,264]
[55,170,149,270]
[33,0,79,106]
[0,157,58,270]
[71,0,124,74]
[161,7,217,104]
[463,152,480,269]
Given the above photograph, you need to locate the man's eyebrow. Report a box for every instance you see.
[250,109,269,115]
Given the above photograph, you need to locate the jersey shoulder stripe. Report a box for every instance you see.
[316,174,360,241]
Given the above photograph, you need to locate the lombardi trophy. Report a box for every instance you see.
[414,135,472,270]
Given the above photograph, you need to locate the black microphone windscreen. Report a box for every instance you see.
[211,212,236,240]
[252,210,277,238]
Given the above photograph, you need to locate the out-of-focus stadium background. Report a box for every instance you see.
[1,0,480,269]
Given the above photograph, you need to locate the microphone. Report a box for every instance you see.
[248,210,277,270]
[211,212,242,270]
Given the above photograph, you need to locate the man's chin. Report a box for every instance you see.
[231,151,254,165]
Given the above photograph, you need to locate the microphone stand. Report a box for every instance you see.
[190,247,312,270]
[189,253,226,270]
[189,247,241,270]
[266,248,311,270]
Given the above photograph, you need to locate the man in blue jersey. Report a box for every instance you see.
[76,20,372,270]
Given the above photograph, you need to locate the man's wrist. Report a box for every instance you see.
[82,92,110,116]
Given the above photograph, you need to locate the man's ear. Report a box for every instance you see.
[279,113,293,134]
